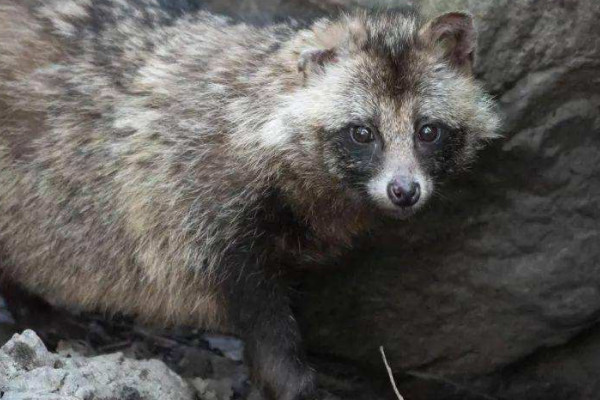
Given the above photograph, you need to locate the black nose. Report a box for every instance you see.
[387,179,421,207]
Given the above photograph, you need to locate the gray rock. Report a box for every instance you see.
[191,377,235,400]
[1,329,53,374]
[0,330,195,400]
[203,334,245,362]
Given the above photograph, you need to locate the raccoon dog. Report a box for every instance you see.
[0,1,498,398]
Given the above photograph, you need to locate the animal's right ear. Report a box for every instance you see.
[419,12,476,75]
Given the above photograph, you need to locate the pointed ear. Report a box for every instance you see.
[419,12,476,74]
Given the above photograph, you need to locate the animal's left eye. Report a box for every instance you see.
[417,124,443,143]
[350,126,375,144]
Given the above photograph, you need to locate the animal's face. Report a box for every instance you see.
[286,11,499,218]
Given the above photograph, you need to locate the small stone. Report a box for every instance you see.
[191,377,234,400]
[1,329,54,370]
[203,334,244,362]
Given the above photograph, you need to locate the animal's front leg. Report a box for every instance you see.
[224,260,317,400]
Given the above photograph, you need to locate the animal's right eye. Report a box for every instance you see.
[417,124,443,143]
[350,126,375,144]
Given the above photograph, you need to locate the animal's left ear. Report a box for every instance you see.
[419,12,476,74]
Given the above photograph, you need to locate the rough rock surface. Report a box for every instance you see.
[0,294,386,400]
[0,330,195,400]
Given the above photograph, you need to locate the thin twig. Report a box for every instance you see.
[379,346,405,400]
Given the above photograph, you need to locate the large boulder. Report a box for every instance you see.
[296,0,600,399]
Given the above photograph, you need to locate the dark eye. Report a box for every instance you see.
[350,126,375,144]
[417,124,442,143]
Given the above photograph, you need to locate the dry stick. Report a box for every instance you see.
[379,346,405,400]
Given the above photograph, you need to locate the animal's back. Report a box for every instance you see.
[0,0,283,328]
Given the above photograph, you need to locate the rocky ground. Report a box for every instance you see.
[0,286,391,400]
[2,0,600,399]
